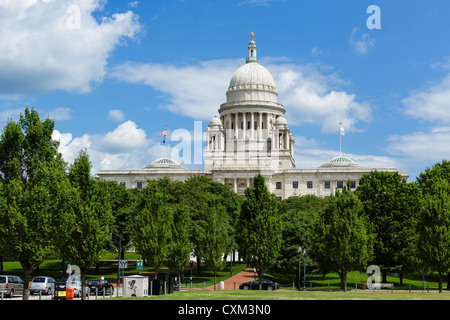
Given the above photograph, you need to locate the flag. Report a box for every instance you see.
[161,128,167,144]
[340,124,345,136]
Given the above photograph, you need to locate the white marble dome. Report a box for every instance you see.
[229,62,276,91]
[225,36,279,105]
[226,62,279,103]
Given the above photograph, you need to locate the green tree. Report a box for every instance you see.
[182,176,241,275]
[417,160,450,193]
[167,203,192,286]
[64,150,113,299]
[277,195,329,288]
[236,174,282,290]
[417,179,450,293]
[0,107,70,300]
[356,171,420,283]
[106,181,138,259]
[310,183,374,291]
[196,195,230,289]
[130,180,172,279]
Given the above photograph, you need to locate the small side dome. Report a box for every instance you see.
[319,155,360,168]
[208,115,223,128]
[144,157,186,170]
[274,116,288,128]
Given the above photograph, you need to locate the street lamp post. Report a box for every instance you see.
[190,260,193,290]
[230,255,233,277]
[303,249,306,291]
[298,246,302,291]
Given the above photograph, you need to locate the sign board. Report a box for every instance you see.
[119,259,128,269]
[136,260,143,270]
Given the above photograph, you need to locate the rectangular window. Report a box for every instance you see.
[254,121,257,130]
[247,121,251,130]
[241,122,243,130]
[276,182,282,189]
[350,181,356,189]
[337,181,344,189]
[137,182,143,190]
[292,181,298,189]
[324,181,331,189]
[307,181,313,189]
[120,182,126,187]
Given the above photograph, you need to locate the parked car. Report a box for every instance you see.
[86,279,114,295]
[54,276,88,300]
[0,275,25,298]
[239,279,279,291]
[30,276,56,295]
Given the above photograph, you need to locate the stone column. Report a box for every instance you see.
[243,112,246,139]
[259,112,262,139]
[234,113,238,139]
[250,112,254,139]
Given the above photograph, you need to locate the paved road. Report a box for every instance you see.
[2,289,123,301]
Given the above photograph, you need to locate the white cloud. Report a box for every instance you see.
[110,58,372,133]
[270,62,372,133]
[108,109,125,122]
[239,0,284,6]
[53,120,154,173]
[311,47,323,56]
[0,0,141,96]
[384,127,450,180]
[48,108,72,120]
[386,128,450,162]
[109,59,240,120]
[402,74,450,123]
[349,28,376,54]
[294,147,400,171]
[128,1,138,8]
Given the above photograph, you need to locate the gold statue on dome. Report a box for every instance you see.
[250,31,254,41]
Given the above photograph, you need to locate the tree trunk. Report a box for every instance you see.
[22,265,31,300]
[81,268,87,301]
[339,271,347,292]
[196,256,201,275]
[258,271,263,290]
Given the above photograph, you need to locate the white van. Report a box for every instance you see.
[0,275,24,298]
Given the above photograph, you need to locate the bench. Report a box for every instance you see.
[358,283,394,290]
[372,283,393,289]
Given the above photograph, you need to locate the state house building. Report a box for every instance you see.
[97,34,408,199]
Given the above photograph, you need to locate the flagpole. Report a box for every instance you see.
[339,122,342,156]
[164,125,167,159]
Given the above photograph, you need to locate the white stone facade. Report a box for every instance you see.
[97,35,408,199]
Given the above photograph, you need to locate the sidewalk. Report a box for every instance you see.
[205,268,256,290]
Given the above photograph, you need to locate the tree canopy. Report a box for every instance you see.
[236,174,282,290]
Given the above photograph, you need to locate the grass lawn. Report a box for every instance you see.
[105,289,450,300]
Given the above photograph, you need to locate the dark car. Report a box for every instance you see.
[86,279,114,295]
[239,279,279,291]
[54,276,88,300]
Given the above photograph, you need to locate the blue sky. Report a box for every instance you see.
[1,0,450,181]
